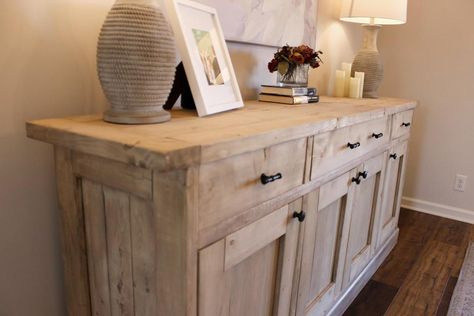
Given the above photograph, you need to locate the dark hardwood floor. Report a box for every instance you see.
[344,208,474,316]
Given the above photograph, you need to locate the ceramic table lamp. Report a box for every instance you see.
[340,0,407,98]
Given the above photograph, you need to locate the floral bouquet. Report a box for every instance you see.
[268,44,323,83]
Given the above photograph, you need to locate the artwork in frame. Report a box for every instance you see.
[164,0,244,117]
[195,0,317,47]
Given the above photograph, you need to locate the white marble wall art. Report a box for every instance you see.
[196,0,317,47]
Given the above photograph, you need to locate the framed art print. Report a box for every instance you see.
[164,0,244,117]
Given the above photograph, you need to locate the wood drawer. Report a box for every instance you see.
[391,110,413,139]
[198,138,307,231]
[311,117,389,180]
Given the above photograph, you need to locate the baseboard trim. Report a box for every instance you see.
[401,197,474,224]
[326,228,399,316]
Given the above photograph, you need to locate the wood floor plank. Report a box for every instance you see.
[372,209,440,288]
[346,209,473,316]
[384,239,459,316]
[435,276,458,316]
[433,217,470,246]
[342,280,398,316]
[452,224,474,278]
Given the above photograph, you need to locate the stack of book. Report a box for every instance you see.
[258,85,319,105]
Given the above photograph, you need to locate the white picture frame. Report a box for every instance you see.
[164,0,244,117]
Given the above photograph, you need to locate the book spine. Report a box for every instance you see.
[293,96,319,104]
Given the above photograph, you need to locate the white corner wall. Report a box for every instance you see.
[377,0,474,222]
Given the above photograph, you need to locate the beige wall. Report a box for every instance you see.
[1,1,112,315]
[378,0,474,214]
[0,0,358,315]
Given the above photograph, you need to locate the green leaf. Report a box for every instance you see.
[278,62,289,75]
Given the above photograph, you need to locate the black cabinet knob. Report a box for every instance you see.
[359,171,368,179]
[352,176,361,185]
[390,153,398,160]
[293,211,306,222]
[260,173,282,185]
[347,142,361,149]
[372,132,384,139]
[401,122,411,127]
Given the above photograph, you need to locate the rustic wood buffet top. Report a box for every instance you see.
[26,97,416,171]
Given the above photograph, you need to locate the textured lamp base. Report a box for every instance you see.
[351,25,384,99]
[97,0,176,125]
[103,109,171,125]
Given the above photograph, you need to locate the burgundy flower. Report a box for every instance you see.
[268,58,279,73]
[290,52,305,64]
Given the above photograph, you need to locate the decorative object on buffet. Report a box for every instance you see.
[340,0,407,98]
[97,0,176,124]
[259,94,319,105]
[164,0,243,117]
[258,84,319,105]
[334,62,365,99]
[195,0,317,47]
[268,45,323,86]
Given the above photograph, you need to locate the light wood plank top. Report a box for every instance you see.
[26,97,416,171]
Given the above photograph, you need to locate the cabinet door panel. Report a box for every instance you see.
[296,172,353,316]
[378,142,408,248]
[199,201,301,316]
[343,153,385,287]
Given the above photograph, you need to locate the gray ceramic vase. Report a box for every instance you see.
[97,0,176,124]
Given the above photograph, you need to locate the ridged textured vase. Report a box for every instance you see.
[351,25,384,99]
[97,0,176,124]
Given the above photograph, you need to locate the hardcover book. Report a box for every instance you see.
[258,93,320,105]
[260,85,318,97]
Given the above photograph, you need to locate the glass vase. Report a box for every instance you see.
[277,63,309,86]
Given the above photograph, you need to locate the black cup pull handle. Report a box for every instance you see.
[390,153,398,160]
[352,176,361,185]
[359,171,368,179]
[372,132,384,139]
[293,211,306,222]
[347,142,361,150]
[401,122,411,127]
[260,173,283,185]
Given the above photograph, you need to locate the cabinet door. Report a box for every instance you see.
[296,171,354,316]
[377,141,408,248]
[343,153,386,288]
[198,200,302,316]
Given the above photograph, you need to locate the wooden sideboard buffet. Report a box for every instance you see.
[27,97,416,316]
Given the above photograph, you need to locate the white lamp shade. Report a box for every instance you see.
[340,0,407,25]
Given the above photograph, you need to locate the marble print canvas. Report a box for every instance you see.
[196,0,317,47]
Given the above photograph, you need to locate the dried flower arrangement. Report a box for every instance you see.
[268,45,323,82]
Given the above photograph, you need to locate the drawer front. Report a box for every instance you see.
[391,110,413,139]
[198,138,306,231]
[311,117,389,180]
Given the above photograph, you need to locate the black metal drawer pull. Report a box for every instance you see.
[401,122,411,127]
[293,211,306,222]
[260,173,282,185]
[347,142,361,149]
[372,132,384,139]
[359,171,368,179]
[390,153,398,160]
[352,176,361,185]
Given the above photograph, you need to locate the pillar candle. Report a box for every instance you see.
[334,70,346,97]
[341,62,352,97]
[349,77,361,99]
[355,72,365,98]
